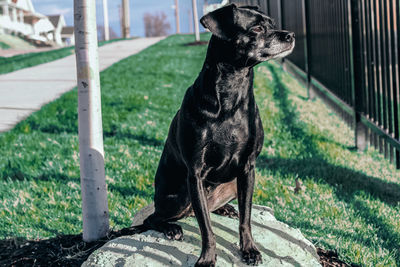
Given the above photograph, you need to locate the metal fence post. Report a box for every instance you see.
[278,0,287,70]
[393,0,400,168]
[349,0,367,150]
[303,0,314,99]
[301,0,312,99]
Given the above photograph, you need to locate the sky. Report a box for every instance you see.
[31,0,206,38]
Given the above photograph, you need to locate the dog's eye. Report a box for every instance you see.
[251,26,264,33]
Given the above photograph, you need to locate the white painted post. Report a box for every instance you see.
[191,0,200,41]
[11,6,17,22]
[122,0,130,38]
[19,10,23,23]
[188,9,193,33]
[73,0,109,242]
[102,0,110,41]
[4,4,9,17]
[174,0,180,34]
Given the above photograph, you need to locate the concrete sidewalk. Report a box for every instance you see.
[0,37,164,132]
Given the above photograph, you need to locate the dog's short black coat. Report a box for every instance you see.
[138,4,294,266]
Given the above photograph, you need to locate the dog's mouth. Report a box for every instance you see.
[271,41,295,58]
[259,41,295,59]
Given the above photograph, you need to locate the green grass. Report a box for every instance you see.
[0,34,399,266]
[253,63,400,266]
[0,41,10,50]
[0,46,74,74]
[0,34,35,50]
[0,38,129,74]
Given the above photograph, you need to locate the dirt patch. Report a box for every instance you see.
[184,41,209,46]
[317,248,358,267]
[0,228,139,266]
[1,229,352,266]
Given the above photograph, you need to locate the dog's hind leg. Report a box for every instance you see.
[142,148,191,241]
[212,203,239,218]
[142,188,192,241]
[142,212,185,240]
[142,187,192,241]
[207,179,238,219]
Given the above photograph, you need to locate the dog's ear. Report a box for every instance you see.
[200,4,237,41]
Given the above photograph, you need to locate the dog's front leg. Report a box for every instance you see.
[237,163,262,265]
[187,171,217,267]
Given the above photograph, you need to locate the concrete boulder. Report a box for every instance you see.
[83,204,321,266]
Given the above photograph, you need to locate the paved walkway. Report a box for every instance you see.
[0,37,164,132]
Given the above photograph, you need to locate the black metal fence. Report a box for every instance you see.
[230,0,400,168]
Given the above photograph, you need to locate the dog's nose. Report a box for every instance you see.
[285,32,295,42]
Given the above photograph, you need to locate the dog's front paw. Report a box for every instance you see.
[195,253,217,267]
[195,258,216,267]
[241,246,262,266]
[162,223,183,241]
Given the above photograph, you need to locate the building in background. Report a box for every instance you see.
[61,26,74,46]
[48,14,66,46]
[203,0,228,15]
[0,0,73,47]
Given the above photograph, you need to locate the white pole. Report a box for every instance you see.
[122,0,130,38]
[175,0,180,34]
[119,4,123,37]
[188,9,193,33]
[73,0,109,242]
[191,0,200,42]
[4,4,9,17]
[102,0,110,41]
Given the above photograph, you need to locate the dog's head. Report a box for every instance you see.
[200,4,295,64]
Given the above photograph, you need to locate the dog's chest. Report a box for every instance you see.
[211,115,249,145]
[203,112,258,180]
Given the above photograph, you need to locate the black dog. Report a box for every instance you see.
[139,4,294,266]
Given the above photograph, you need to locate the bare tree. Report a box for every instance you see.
[74,0,109,242]
[143,12,171,37]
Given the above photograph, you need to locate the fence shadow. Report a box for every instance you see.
[260,64,400,261]
[266,64,400,204]
[257,156,400,207]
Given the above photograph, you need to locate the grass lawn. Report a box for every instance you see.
[0,41,11,50]
[0,46,74,74]
[0,34,399,266]
[0,34,35,50]
[0,38,128,75]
